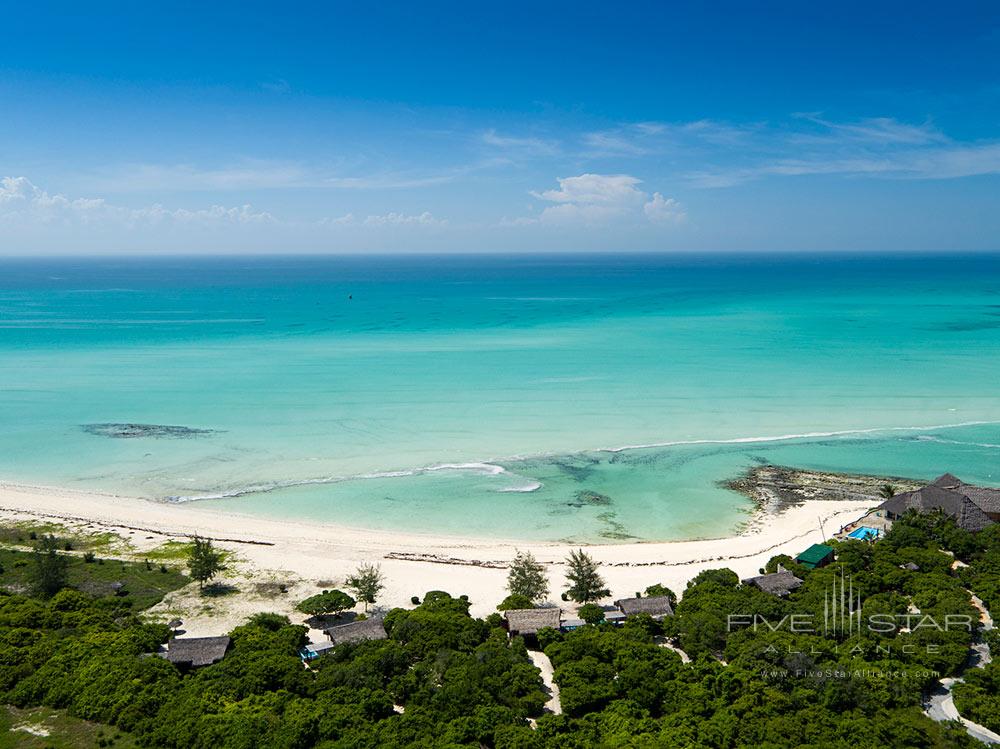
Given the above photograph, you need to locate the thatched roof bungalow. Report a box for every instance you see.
[614,595,674,619]
[930,473,1000,521]
[324,618,387,646]
[162,636,230,668]
[742,569,803,597]
[503,608,561,637]
[879,485,993,532]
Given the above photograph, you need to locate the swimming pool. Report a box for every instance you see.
[847,526,880,541]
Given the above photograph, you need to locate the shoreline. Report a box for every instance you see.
[65,418,999,504]
[0,476,876,633]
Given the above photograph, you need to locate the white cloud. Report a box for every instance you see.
[643,192,685,223]
[531,173,646,206]
[363,211,445,227]
[525,174,683,226]
[0,176,275,227]
[795,115,946,145]
[481,129,557,155]
[581,131,651,156]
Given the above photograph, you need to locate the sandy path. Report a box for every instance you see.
[527,650,561,714]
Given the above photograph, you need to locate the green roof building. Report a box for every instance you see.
[795,543,835,569]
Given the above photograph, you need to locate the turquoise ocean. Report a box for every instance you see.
[2,253,1000,542]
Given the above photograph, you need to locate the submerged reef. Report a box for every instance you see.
[81,423,219,439]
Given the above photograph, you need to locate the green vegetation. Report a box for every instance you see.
[954,660,1000,734]
[497,593,535,611]
[346,563,385,612]
[186,537,224,591]
[0,523,127,556]
[0,548,188,610]
[31,535,70,597]
[0,509,997,747]
[296,589,356,618]
[577,603,604,624]
[143,541,197,562]
[563,548,609,603]
[643,582,678,605]
[506,550,549,603]
[0,705,138,749]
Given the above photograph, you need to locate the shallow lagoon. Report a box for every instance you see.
[2,253,999,541]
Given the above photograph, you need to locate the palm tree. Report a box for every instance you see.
[878,484,896,500]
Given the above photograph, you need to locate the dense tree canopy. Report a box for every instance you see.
[296,589,356,618]
[1,508,997,747]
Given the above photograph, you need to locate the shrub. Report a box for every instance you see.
[578,603,605,625]
[297,589,356,617]
[497,593,535,611]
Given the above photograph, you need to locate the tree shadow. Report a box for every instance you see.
[305,612,358,629]
[201,582,239,598]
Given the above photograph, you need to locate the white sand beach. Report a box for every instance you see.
[0,481,873,637]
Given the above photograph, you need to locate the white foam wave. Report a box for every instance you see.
[168,420,1000,503]
[602,421,998,453]
[498,481,543,493]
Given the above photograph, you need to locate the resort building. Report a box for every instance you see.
[742,567,803,597]
[929,473,1000,522]
[160,636,231,669]
[503,608,562,641]
[324,618,388,646]
[614,595,675,619]
[795,543,835,570]
[878,483,993,533]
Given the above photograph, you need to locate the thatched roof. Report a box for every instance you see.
[931,473,1000,516]
[324,618,388,645]
[880,485,993,532]
[163,636,230,667]
[614,596,674,618]
[742,570,803,597]
[503,608,561,635]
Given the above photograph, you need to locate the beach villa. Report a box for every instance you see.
[503,608,562,643]
[742,567,804,597]
[159,636,231,669]
[614,595,674,619]
[876,475,995,533]
[838,473,999,542]
[324,618,388,646]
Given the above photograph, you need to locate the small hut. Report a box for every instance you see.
[324,618,387,646]
[614,595,674,619]
[161,636,230,668]
[503,608,561,641]
[742,569,803,597]
[795,544,835,570]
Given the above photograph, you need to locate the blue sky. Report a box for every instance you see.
[1,1,999,253]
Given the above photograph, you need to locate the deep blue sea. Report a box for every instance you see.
[2,253,1000,541]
